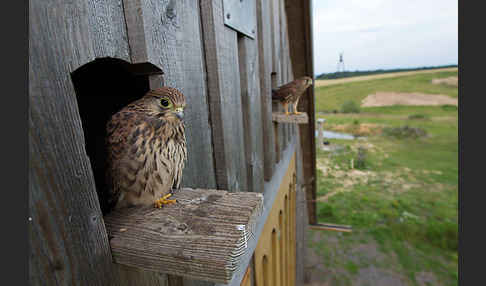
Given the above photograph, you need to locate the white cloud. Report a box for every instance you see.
[312,0,458,75]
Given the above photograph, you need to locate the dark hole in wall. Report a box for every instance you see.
[71,57,163,214]
[271,72,281,161]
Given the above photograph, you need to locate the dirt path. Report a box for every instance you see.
[362,92,458,107]
[315,67,457,87]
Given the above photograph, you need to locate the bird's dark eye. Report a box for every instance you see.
[161,98,171,108]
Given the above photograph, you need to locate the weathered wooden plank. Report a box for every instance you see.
[124,0,217,191]
[122,0,148,62]
[272,112,309,124]
[256,0,276,181]
[309,223,353,232]
[104,188,264,284]
[238,30,264,194]
[270,0,288,161]
[200,0,248,193]
[87,0,130,60]
[270,0,282,85]
[285,0,317,224]
[293,101,308,286]
[29,1,120,285]
[116,265,169,285]
[279,0,294,146]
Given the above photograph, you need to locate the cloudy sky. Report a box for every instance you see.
[312,0,458,75]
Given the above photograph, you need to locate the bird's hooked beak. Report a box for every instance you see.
[174,107,184,120]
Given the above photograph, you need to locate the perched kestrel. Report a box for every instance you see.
[105,87,187,210]
[272,76,313,115]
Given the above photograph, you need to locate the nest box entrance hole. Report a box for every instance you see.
[71,57,163,214]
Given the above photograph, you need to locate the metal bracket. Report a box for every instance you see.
[222,0,256,39]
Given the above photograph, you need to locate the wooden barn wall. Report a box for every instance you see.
[29,1,127,285]
[199,0,248,193]
[122,0,217,191]
[29,0,307,285]
[285,0,317,225]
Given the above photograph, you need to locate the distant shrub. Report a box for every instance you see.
[353,119,360,125]
[318,204,335,220]
[441,104,458,111]
[341,100,361,113]
[382,125,427,139]
[425,221,458,251]
[408,114,430,120]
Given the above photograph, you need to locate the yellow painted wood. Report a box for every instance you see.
[253,152,296,286]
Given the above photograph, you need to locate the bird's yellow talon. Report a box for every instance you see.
[161,193,172,200]
[154,194,177,208]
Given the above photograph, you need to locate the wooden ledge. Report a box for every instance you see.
[104,188,264,283]
[272,112,309,124]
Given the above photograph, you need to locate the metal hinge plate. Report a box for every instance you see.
[222,0,256,39]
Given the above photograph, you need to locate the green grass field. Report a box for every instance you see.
[315,70,458,113]
[306,71,458,286]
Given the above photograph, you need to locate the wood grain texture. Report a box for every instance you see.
[116,265,169,285]
[256,0,276,181]
[277,0,288,149]
[279,0,293,146]
[200,0,248,193]
[309,224,353,233]
[87,0,131,60]
[29,1,121,285]
[293,99,308,286]
[285,0,317,224]
[270,0,287,164]
[122,0,149,62]
[125,0,217,190]
[272,112,309,124]
[104,188,264,284]
[238,28,264,194]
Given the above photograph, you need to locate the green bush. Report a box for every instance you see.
[441,104,458,111]
[425,221,458,251]
[408,114,430,120]
[318,204,334,219]
[340,100,361,113]
[382,125,427,139]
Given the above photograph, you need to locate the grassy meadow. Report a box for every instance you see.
[306,70,458,286]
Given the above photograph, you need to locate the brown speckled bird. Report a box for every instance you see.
[272,76,313,115]
[105,87,187,210]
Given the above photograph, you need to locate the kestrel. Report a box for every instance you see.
[105,87,187,210]
[272,76,313,115]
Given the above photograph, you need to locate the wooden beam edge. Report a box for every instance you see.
[272,112,309,124]
[104,188,264,284]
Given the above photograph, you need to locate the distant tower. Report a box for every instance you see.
[337,52,345,72]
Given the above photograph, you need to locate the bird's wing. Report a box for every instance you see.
[105,110,152,207]
[272,83,298,101]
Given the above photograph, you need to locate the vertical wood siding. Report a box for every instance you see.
[29,0,310,285]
